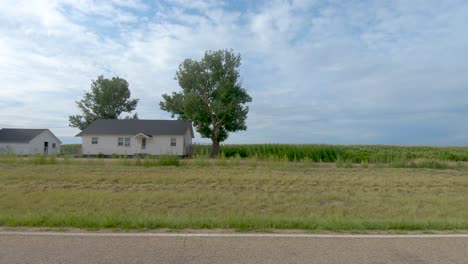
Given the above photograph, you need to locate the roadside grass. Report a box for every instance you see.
[2,214,468,231]
[1,163,468,231]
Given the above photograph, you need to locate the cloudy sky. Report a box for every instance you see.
[0,0,467,145]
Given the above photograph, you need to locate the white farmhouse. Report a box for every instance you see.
[77,119,194,156]
[0,128,61,155]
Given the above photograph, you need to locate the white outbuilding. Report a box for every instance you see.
[76,119,194,157]
[0,128,62,155]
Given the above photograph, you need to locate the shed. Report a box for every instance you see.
[0,128,62,155]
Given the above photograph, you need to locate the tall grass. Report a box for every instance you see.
[194,144,468,163]
[157,156,181,166]
[0,151,18,164]
[121,155,181,167]
[390,159,458,170]
[0,153,59,165]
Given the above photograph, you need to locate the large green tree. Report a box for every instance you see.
[160,49,252,157]
[69,75,139,130]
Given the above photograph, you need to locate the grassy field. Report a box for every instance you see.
[1,158,468,231]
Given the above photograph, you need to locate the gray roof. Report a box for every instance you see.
[0,128,47,143]
[76,119,194,137]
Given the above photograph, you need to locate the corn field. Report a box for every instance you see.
[193,144,468,162]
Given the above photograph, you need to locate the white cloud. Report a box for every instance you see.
[1,0,468,145]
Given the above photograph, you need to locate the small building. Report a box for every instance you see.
[76,119,194,157]
[0,128,62,155]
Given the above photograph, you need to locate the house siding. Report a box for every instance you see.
[81,134,188,156]
[0,130,61,155]
[0,142,30,155]
[183,128,193,155]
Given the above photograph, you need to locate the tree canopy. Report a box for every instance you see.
[160,49,252,157]
[69,75,139,130]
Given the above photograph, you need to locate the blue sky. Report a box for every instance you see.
[0,0,467,145]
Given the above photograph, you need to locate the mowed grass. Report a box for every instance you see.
[1,162,468,231]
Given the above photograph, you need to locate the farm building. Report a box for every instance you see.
[76,119,194,157]
[0,128,62,155]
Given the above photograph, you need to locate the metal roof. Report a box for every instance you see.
[0,128,48,143]
[76,119,194,138]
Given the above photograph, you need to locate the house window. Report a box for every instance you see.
[170,138,176,146]
[52,143,56,149]
[118,137,123,146]
[124,137,131,147]
[92,137,98,144]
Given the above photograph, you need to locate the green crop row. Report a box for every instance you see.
[194,144,468,162]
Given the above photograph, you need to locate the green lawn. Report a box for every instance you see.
[1,161,468,231]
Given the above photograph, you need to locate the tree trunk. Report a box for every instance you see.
[210,139,220,158]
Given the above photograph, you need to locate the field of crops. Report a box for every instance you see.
[194,144,468,162]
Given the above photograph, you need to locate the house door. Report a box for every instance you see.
[44,142,48,155]
[141,138,146,150]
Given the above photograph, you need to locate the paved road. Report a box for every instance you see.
[1,232,468,264]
